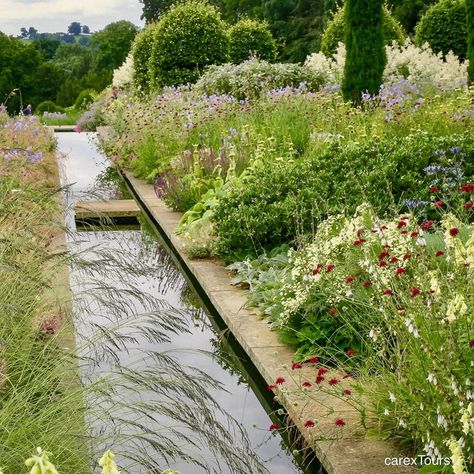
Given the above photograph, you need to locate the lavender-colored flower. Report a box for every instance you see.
[404,199,428,209]
[424,165,444,175]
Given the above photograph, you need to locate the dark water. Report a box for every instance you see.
[56,132,305,474]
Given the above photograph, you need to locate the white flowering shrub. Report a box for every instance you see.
[113,53,134,89]
[306,40,469,91]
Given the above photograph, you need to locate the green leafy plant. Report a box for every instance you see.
[131,23,158,94]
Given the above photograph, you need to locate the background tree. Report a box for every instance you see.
[342,0,386,102]
[28,27,38,39]
[33,38,61,61]
[82,25,91,34]
[467,0,474,83]
[20,27,28,38]
[68,22,82,35]
[387,0,437,33]
[139,0,177,21]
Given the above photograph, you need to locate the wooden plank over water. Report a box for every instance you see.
[75,200,140,219]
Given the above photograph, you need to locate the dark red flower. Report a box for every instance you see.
[383,289,394,296]
[400,216,410,220]
[371,229,379,233]
[379,251,390,260]
[342,389,352,396]
[353,239,366,246]
[421,220,435,230]
[302,381,312,388]
[328,378,339,385]
[275,377,285,385]
[345,276,356,284]
[465,202,473,210]
[362,280,372,287]
[292,362,303,370]
[470,339,474,348]
[397,221,407,229]
[435,250,445,257]
[430,186,439,193]
[317,368,328,376]
[380,225,388,231]
[345,348,356,357]
[335,419,346,427]
[410,287,421,297]
[403,253,412,261]
[379,261,388,267]
[266,384,277,391]
[306,357,319,364]
[316,375,325,384]
[396,306,406,313]
[460,183,474,193]
[434,201,444,208]
[396,267,406,275]
[326,264,335,273]
[329,307,338,317]
[304,420,315,428]
[269,423,279,431]
[401,230,408,235]
[312,263,323,275]
[390,257,399,264]
[449,227,459,237]
[410,231,419,238]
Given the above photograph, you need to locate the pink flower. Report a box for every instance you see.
[306,357,319,364]
[410,231,419,238]
[316,375,325,384]
[353,239,366,246]
[317,368,328,376]
[275,377,285,385]
[397,221,407,229]
[379,251,390,260]
[470,340,474,348]
[403,253,411,261]
[292,362,303,370]
[430,186,439,193]
[362,280,372,287]
[266,384,276,391]
[434,201,444,208]
[312,263,323,275]
[378,261,388,267]
[390,257,399,264]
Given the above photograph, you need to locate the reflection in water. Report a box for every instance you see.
[56,133,302,473]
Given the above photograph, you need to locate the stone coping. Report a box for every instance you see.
[122,170,417,474]
[75,199,140,218]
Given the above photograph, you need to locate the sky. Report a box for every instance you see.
[0,0,144,36]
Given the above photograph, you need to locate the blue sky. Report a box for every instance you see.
[0,0,144,36]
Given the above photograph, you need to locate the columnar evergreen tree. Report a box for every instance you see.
[467,0,474,84]
[342,0,386,103]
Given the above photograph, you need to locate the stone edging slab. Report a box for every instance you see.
[122,170,417,474]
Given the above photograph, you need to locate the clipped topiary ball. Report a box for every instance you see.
[74,89,96,110]
[150,0,229,88]
[229,18,276,64]
[36,100,65,115]
[131,23,158,94]
[321,4,405,57]
[415,0,467,59]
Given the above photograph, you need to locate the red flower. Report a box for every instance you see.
[329,307,338,317]
[317,368,328,376]
[345,276,356,284]
[269,423,279,431]
[316,375,325,384]
[397,306,406,313]
[379,251,390,260]
[434,201,444,208]
[362,280,372,287]
[306,357,319,364]
[383,289,394,296]
[345,348,356,357]
[460,183,474,193]
[390,257,399,264]
[302,381,312,388]
[378,260,388,267]
[396,267,406,275]
[400,216,410,220]
[304,420,315,428]
[353,239,366,246]
[435,250,445,257]
[410,287,421,297]
[403,253,411,261]
[430,186,439,193]
[326,264,335,273]
[266,384,277,391]
[401,230,408,235]
[470,340,474,348]
[397,221,407,229]
[449,227,459,237]
[465,202,473,210]
[275,377,285,385]
[421,220,435,230]
[380,225,388,231]
[335,419,346,427]
[291,362,303,370]
[312,263,323,275]
[410,231,419,238]
[342,389,352,396]
[328,378,339,385]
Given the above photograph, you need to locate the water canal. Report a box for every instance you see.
[56,132,317,474]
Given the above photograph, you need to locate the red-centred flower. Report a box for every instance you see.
[316,375,325,384]
[379,251,390,260]
[266,384,277,391]
[397,221,407,229]
[421,220,435,230]
[335,419,346,427]
[342,389,352,396]
[379,261,388,267]
[275,377,285,384]
[383,289,394,296]
[362,280,372,287]
[353,239,366,246]
[460,183,474,193]
[328,378,339,385]
[410,287,421,297]
[329,307,338,317]
[410,231,419,238]
[380,225,388,231]
[312,263,323,275]
[304,420,315,428]
[403,253,411,261]
[345,348,356,357]
[326,264,335,273]
[390,257,399,264]
[449,228,459,237]
[306,357,319,364]
[435,250,445,257]
[465,202,473,210]
[345,276,356,284]
[292,362,303,370]
[317,368,328,376]
[430,186,439,193]
[269,423,279,431]
[302,381,312,387]
[396,267,406,275]
[470,340,474,348]
[434,201,444,208]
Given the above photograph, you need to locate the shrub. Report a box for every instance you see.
[321,4,405,57]
[131,24,158,94]
[213,133,474,261]
[36,100,65,115]
[468,0,474,83]
[150,1,229,88]
[74,89,96,110]
[415,0,467,59]
[228,18,276,64]
[343,0,387,101]
[194,58,326,99]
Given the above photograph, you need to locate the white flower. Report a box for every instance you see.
[384,409,390,416]
[427,373,437,385]
[398,418,407,428]
[389,392,396,403]
[446,294,468,323]
[447,439,466,474]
